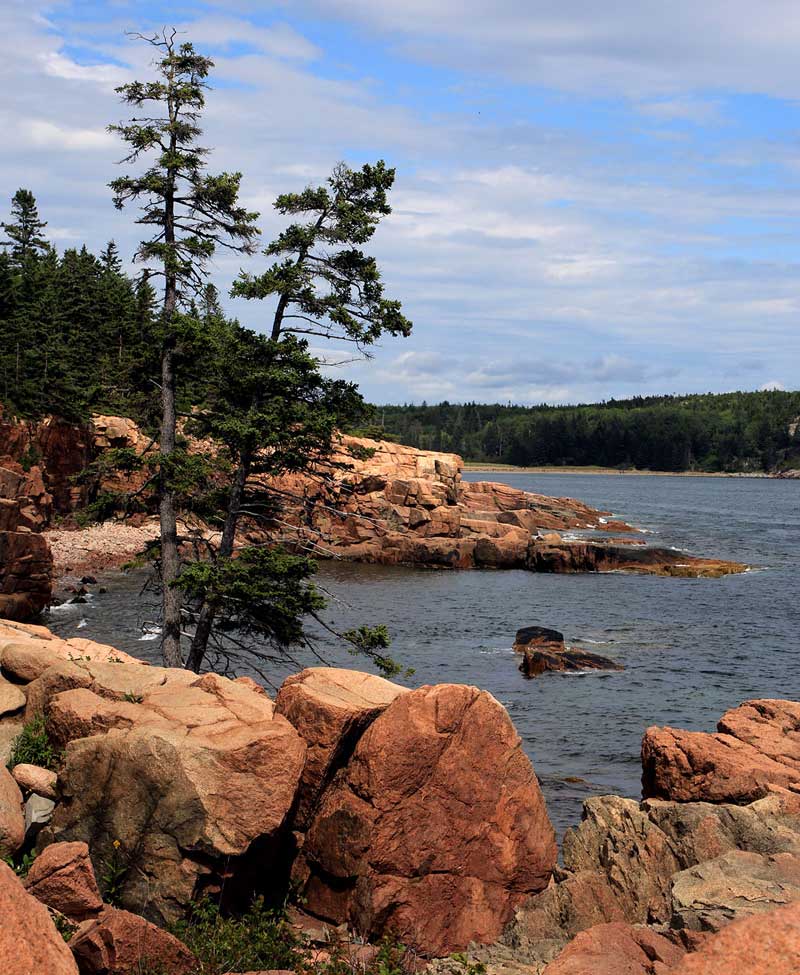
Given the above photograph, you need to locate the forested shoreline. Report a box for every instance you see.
[2,191,798,475]
[366,393,800,472]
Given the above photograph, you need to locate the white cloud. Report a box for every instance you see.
[23,120,116,151]
[294,0,800,99]
[39,51,127,86]
[0,2,798,406]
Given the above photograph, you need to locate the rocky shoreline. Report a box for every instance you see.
[0,411,747,607]
[0,617,798,973]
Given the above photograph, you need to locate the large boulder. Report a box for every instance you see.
[69,905,197,975]
[297,683,557,956]
[642,700,800,804]
[0,764,24,856]
[24,840,103,920]
[44,673,306,924]
[668,899,800,974]
[12,762,58,800]
[541,922,684,975]
[0,859,79,974]
[275,667,406,829]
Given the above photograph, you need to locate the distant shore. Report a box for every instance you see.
[462,462,773,478]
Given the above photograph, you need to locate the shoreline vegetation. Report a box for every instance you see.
[462,462,775,477]
[367,390,800,474]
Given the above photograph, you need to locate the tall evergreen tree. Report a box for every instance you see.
[108,30,260,666]
[1,189,49,265]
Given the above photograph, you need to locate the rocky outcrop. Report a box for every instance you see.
[0,527,52,621]
[295,683,557,956]
[480,769,800,970]
[670,849,800,931]
[642,699,800,803]
[0,860,80,975]
[0,618,560,957]
[262,435,746,578]
[0,406,91,523]
[526,538,744,578]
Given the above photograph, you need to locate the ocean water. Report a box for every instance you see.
[47,474,800,837]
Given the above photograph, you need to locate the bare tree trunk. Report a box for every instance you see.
[159,71,183,668]
[159,334,182,667]
[185,450,251,672]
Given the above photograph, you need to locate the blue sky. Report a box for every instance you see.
[3,0,800,404]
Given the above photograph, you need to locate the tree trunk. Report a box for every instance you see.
[159,83,182,668]
[185,449,251,673]
[159,334,182,667]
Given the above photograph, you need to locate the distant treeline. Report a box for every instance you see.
[363,393,800,472]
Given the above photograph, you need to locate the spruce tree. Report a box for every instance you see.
[1,189,49,266]
[108,30,260,666]
[232,160,412,348]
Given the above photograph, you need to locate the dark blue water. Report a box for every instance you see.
[47,474,800,837]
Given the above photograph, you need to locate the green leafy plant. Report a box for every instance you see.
[100,839,129,907]
[3,849,37,878]
[448,954,487,975]
[122,691,144,703]
[170,896,305,975]
[50,909,78,943]
[7,714,60,770]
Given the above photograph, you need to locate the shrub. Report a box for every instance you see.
[170,897,305,975]
[7,714,60,770]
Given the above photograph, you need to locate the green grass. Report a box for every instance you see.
[7,714,60,770]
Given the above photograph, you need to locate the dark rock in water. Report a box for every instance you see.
[514,625,565,653]
[80,575,97,585]
[520,646,623,678]
[68,596,87,604]
[98,587,107,595]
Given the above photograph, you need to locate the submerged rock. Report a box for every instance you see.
[519,646,624,678]
[513,624,623,677]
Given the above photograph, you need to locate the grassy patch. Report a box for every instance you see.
[7,714,60,770]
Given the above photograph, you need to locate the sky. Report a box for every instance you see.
[3,1,800,405]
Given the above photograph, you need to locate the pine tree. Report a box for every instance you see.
[100,240,123,275]
[108,30,260,666]
[232,160,411,349]
[1,189,49,265]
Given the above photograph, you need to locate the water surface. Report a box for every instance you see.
[48,474,800,837]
